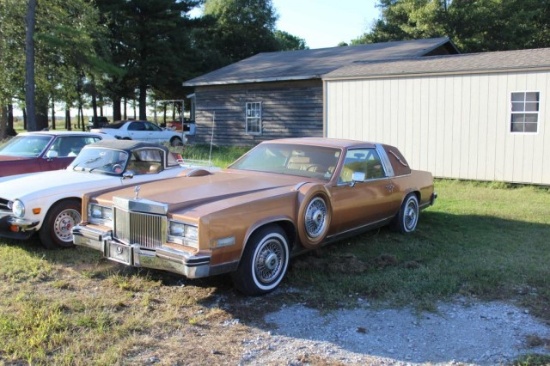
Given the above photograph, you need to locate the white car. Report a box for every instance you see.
[0,140,193,249]
[91,120,186,146]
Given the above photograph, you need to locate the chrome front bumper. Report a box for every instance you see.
[72,224,212,279]
[0,212,39,240]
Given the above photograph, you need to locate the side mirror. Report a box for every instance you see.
[45,150,59,159]
[351,172,366,182]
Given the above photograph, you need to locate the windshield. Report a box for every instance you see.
[0,135,53,157]
[69,147,129,175]
[229,143,341,181]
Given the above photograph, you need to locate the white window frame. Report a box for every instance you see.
[245,102,262,135]
[510,91,539,133]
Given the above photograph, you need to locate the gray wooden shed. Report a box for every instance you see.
[182,37,458,146]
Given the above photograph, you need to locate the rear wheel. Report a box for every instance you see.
[391,194,419,233]
[170,136,183,146]
[232,225,289,295]
[39,199,81,249]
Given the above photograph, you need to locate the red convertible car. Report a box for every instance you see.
[73,138,436,295]
[0,131,109,178]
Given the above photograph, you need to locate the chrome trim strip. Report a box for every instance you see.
[375,144,395,177]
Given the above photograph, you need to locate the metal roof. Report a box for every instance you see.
[323,47,550,80]
[183,38,457,86]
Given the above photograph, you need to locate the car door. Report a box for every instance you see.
[328,148,401,233]
[143,122,165,143]
[126,121,150,141]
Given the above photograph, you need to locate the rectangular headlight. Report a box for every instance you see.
[89,204,113,225]
[168,220,198,248]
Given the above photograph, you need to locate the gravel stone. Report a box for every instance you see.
[240,299,550,365]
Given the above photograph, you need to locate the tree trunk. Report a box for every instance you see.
[138,83,147,120]
[51,99,56,129]
[65,108,71,130]
[36,94,49,130]
[0,105,7,139]
[113,96,121,121]
[8,104,14,132]
[25,0,37,131]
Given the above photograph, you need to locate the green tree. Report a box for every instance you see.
[353,0,550,52]
[274,30,307,51]
[202,0,279,63]
[0,0,26,137]
[1,0,110,132]
[96,0,199,120]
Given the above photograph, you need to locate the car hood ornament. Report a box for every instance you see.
[134,185,141,200]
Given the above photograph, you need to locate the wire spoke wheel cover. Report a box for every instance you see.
[298,186,332,249]
[304,197,328,239]
[232,225,290,295]
[403,198,418,231]
[392,194,419,234]
[253,235,286,285]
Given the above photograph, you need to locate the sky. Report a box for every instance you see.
[272,0,381,49]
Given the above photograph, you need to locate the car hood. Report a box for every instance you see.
[0,169,118,200]
[95,170,313,212]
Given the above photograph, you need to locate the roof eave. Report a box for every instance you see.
[323,65,550,81]
[182,74,321,87]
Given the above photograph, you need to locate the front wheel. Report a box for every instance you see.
[391,194,419,233]
[232,225,290,296]
[39,199,81,249]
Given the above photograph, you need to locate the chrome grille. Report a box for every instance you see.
[114,207,166,249]
[0,198,10,211]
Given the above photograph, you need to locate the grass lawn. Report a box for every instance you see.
[0,143,549,364]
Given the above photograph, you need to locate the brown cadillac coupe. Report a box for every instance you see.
[73,138,436,295]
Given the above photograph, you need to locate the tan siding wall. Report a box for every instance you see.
[326,70,550,185]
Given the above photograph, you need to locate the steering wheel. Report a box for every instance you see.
[111,164,123,173]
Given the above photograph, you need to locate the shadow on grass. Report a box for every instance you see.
[2,210,549,320]
[1,211,549,365]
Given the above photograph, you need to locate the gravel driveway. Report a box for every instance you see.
[238,298,550,365]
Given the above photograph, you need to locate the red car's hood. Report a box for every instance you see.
[0,155,31,162]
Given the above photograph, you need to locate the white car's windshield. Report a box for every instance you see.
[0,135,52,157]
[69,147,129,175]
[229,143,341,181]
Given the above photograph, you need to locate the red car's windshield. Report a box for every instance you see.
[0,135,53,157]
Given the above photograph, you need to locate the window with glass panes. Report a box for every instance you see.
[511,92,539,133]
[245,102,261,134]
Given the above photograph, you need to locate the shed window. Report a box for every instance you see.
[510,92,539,133]
[245,102,262,135]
